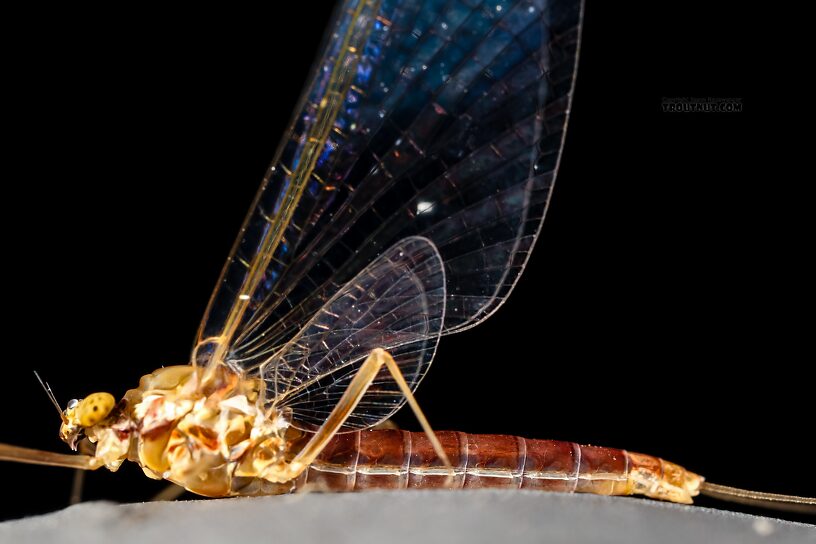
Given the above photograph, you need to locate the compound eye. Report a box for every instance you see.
[66,398,79,410]
[76,392,116,427]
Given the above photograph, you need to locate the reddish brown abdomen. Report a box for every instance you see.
[298,430,702,503]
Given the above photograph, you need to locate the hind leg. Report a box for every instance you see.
[269,347,450,482]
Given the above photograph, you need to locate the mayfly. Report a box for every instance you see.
[1,0,813,515]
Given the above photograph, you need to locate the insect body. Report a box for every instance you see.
[56,363,702,503]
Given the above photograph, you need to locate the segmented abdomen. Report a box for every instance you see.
[298,430,702,504]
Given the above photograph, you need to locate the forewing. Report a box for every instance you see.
[195,0,583,372]
[261,236,445,431]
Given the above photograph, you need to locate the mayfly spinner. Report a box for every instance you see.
[1,0,813,515]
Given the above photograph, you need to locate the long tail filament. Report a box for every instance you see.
[701,481,816,515]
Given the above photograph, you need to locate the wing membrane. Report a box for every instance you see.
[195,0,583,419]
[260,236,445,430]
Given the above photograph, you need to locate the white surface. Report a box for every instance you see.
[1,490,813,544]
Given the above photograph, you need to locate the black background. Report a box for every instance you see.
[3,1,813,523]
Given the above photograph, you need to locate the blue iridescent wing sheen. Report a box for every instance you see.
[195,0,583,422]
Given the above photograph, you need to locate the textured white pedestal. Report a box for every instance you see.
[1,490,813,544]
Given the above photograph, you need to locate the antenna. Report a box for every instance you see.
[34,371,67,423]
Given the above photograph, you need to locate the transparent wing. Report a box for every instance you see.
[261,236,445,431]
[195,0,583,377]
